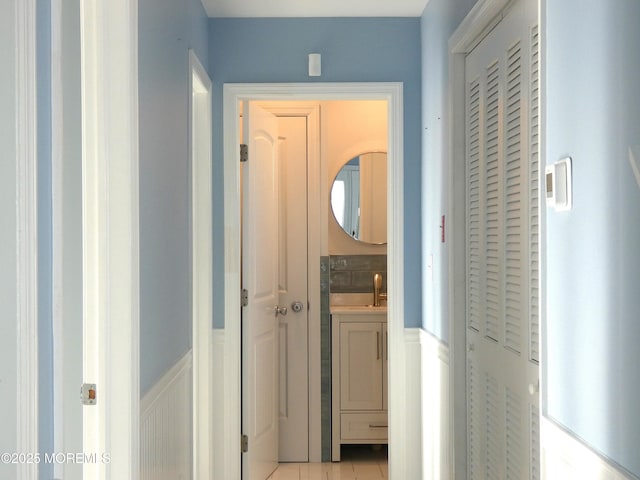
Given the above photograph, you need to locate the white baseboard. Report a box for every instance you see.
[542,417,637,480]
[141,351,192,480]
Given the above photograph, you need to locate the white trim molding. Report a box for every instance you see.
[80,0,140,478]
[189,49,214,480]
[222,82,406,479]
[15,0,39,478]
[449,0,514,54]
[542,417,638,480]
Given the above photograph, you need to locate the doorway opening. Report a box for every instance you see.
[241,99,388,473]
[218,83,407,480]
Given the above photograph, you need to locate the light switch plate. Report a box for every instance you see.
[546,157,572,211]
[629,146,640,189]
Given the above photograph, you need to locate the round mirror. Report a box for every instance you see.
[330,152,387,244]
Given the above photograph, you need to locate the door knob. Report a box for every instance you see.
[291,301,304,313]
[275,305,288,316]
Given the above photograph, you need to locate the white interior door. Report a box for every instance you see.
[464,0,541,478]
[242,103,281,480]
[276,115,310,462]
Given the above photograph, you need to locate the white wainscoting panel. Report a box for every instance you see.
[141,351,192,480]
[542,416,636,480]
[404,328,426,479]
[211,329,226,479]
[418,329,450,480]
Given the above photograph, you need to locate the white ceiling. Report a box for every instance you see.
[203,0,430,18]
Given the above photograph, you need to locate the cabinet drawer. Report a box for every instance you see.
[341,413,388,440]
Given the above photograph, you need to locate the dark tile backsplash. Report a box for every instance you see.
[329,254,387,293]
[320,256,331,461]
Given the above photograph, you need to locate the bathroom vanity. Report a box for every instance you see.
[331,304,388,461]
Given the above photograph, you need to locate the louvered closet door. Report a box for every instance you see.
[465,0,540,478]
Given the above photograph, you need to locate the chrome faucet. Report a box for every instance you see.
[373,273,382,307]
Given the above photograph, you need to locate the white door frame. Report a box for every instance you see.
[15,0,39,478]
[189,50,214,479]
[221,82,406,479]
[80,0,140,478]
[447,1,540,477]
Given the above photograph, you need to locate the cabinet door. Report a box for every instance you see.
[382,324,388,411]
[340,322,383,411]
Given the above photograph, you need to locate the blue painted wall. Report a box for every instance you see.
[37,1,54,477]
[544,0,640,475]
[56,1,85,476]
[0,2,18,478]
[208,17,422,328]
[139,0,210,394]
[420,0,475,343]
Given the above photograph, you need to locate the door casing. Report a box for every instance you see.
[15,0,39,478]
[80,0,140,477]
[220,83,406,479]
[189,49,213,480]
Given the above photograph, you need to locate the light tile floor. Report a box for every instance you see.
[268,445,388,480]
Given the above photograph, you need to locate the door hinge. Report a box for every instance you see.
[240,144,248,163]
[241,288,249,307]
[241,434,249,453]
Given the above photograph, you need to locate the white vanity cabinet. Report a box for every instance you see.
[331,309,387,461]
